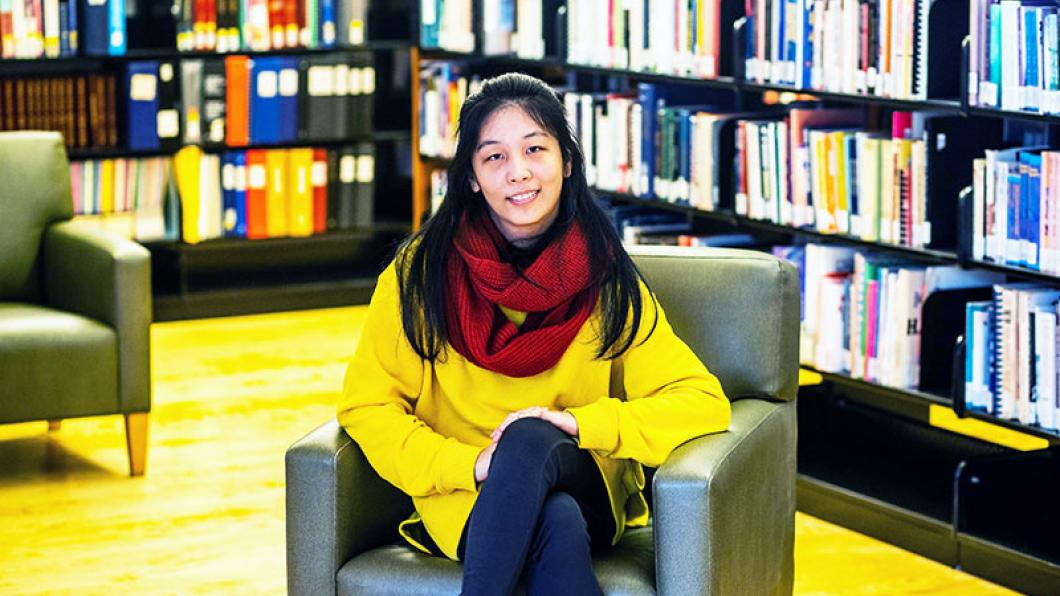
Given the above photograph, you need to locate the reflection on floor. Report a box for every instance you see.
[0,306,1014,594]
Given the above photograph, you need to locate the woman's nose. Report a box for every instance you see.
[507,156,531,183]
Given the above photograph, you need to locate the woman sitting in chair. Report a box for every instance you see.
[338,73,731,596]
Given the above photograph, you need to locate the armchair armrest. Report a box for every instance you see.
[286,420,412,596]
[653,399,797,596]
[43,220,152,412]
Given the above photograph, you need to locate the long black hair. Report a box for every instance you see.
[397,72,656,363]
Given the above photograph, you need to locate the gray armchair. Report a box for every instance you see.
[286,246,800,595]
[0,131,153,476]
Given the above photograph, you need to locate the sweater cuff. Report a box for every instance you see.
[439,439,482,493]
[566,398,620,453]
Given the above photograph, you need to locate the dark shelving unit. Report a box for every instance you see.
[410,1,1060,589]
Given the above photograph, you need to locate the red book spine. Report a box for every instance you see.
[0,4,14,58]
[268,0,285,49]
[312,148,328,233]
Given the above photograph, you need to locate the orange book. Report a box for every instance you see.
[311,148,328,233]
[245,149,269,238]
[265,149,289,237]
[225,56,250,146]
[287,148,314,237]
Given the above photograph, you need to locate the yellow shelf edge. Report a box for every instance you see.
[928,405,1050,452]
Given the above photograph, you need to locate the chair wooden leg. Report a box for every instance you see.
[47,420,61,431]
[124,412,149,477]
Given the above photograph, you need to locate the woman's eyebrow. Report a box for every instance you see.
[476,131,549,151]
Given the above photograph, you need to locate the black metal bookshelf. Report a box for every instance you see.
[7,34,418,319]
[409,4,1060,587]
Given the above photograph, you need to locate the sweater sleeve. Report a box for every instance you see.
[337,261,481,497]
[566,283,731,467]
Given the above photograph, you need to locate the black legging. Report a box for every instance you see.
[457,417,615,596]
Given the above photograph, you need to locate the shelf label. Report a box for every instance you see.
[130,73,157,102]
[307,66,335,97]
[340,155,356,183]
[279,68,299,97]
[349,20,365,45]
[333,65,349,97]
[311,162,327,186]
[356,155,375,182]
[157,109,179,139]
[248,164,267,189]
[362,68,376,95]
[257,70,278,99]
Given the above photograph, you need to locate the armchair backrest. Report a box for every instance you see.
[0,131,73,302]
[629,246,800,403]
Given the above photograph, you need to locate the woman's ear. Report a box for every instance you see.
[564,161,572,178]
[470,178,481,193]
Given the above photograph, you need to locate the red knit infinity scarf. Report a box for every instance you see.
[445,212,600,377]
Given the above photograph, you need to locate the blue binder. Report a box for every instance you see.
[124,60,160,151]
[81,0,109,55]
[278,56,299,143]
[233,150,248,237]
[249,57,282,144]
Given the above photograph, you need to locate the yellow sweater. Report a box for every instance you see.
[338,260,731,560]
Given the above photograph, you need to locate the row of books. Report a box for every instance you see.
[419,0,936,94]
[0,0,124,59]
[174,0,369,53]
[966,285,1060,431]
[117,53,374,152]
[70,157,170,225]
[418,61,481,158]
[565,0,722,77]
[478,0,552,59]
[780,242,1002,390]
[744,0,929,100]
[553,83,951,250]
[970,146,1060,274]
[560,85,733,207]
[0,73,117,148]
[423,0,725,78]
[172,144,375,243]
[184,53,374,148]
[969,0,1060,113]
[420,0,474,53]
[736,109,938,248]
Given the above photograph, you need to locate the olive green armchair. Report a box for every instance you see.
[0,131,153,476]
[286,245,800,594]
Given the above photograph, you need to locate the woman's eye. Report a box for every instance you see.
[527,146,544,153]
[485,153,502,162]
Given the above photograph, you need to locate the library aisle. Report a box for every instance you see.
[0,307,1012,594]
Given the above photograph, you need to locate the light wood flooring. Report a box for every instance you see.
[0,306,1015,595]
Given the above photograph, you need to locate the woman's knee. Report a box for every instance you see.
[536,493,590,545]
[495,417,567,455]
[487,417,571,478]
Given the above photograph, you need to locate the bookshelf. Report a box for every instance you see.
[0,0,415,320]
[409,0,1060,590]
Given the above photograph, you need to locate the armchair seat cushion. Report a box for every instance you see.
[337,526,656,596]
[0,302,118,423]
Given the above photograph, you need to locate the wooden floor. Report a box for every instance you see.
[0,306,1014,595]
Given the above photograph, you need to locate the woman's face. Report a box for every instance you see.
[470,105,569,246]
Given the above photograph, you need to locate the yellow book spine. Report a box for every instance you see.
[266,149,289,237]
[100,159,115,214]
[835,132,850,235]
[287,148,314,237]
[823,132,839,234]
